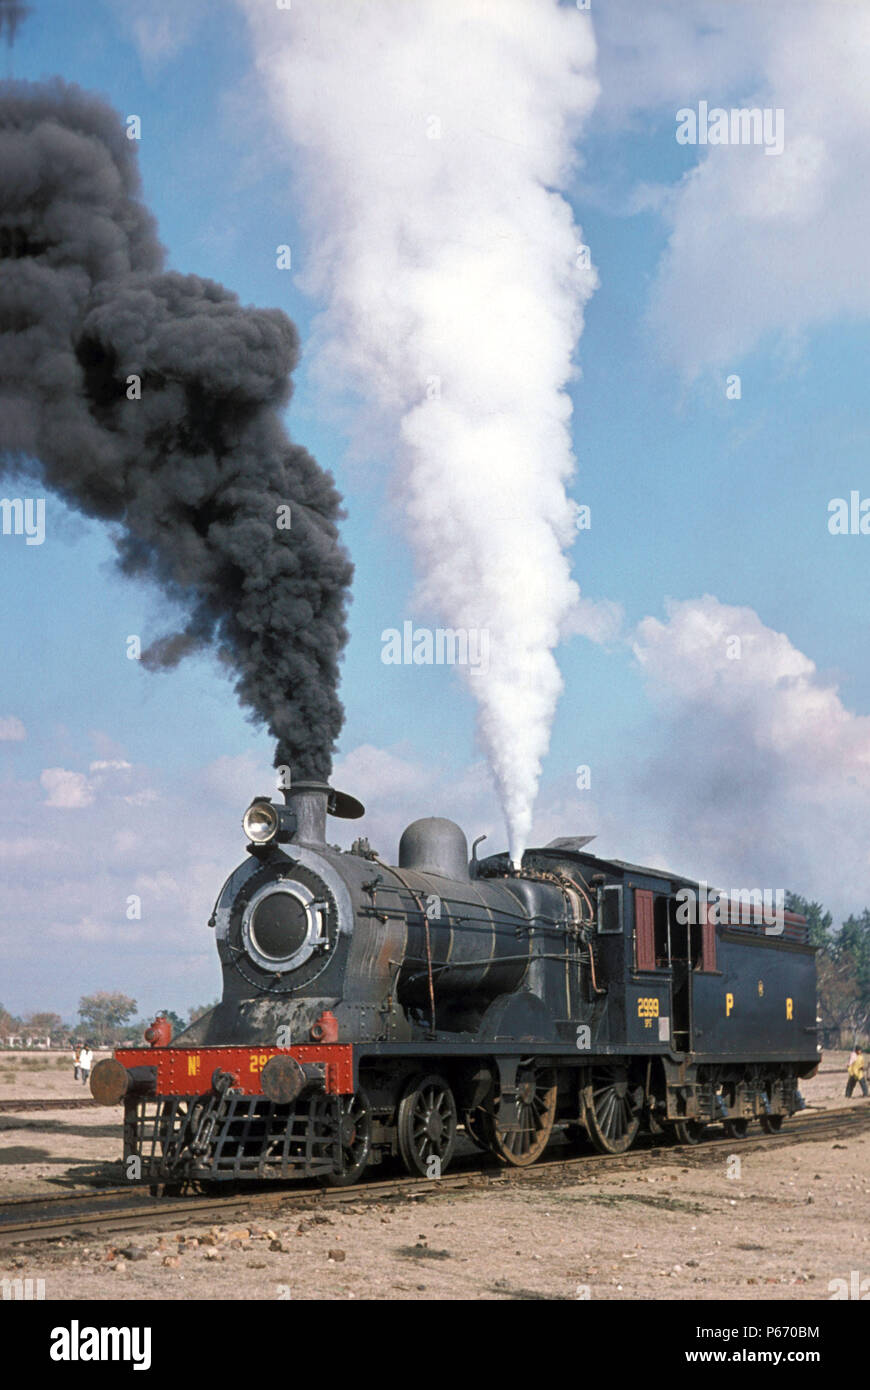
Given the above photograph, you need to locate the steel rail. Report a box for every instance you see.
[1,1104,866,1250]
[0,1097,100,1113]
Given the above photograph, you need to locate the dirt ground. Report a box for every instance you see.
[0,1051,116,1197]
[0,1050,114,1103]
[1,1050,868,1301]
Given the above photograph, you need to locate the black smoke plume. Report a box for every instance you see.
[0,2,30,49]
[0,80,352,781]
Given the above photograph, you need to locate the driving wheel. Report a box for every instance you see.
[583,1066,642,1154]
[397,1073,458,1178]
[482,1065,557,1167]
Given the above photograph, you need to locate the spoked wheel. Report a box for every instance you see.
[723,1117,749,1140]
[463,1109,490,1152]
[672,1120,705,1146]
[583,1066,642,1155]
[482,1066,557,1167]
[397,1074,457,1178]
[321,1089,373,1187]
[760,1113,784,1134]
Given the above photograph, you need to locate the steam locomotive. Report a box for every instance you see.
[91,781,819,1186]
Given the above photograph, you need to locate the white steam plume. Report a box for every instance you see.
[240,0,599,863]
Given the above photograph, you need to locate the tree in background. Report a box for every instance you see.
[816,953,861,1046]
[77,992,137,1045]
[833,910,870,1042]
[788,893,870,1047]
[187,1000,220,1024]
[0,1002,20,1041]
[25,1011,64,1039]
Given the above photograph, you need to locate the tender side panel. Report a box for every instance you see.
[691,933,817,1058]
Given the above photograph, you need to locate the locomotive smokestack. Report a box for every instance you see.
[280,780,365,847]
[281,781,330,847]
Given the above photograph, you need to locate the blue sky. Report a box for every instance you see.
[2,0,869,1021]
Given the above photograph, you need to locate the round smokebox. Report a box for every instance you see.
[225,861,339,992]
[239,876,331,975]
[249,891,309,962]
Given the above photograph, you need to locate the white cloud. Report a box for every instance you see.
[3,752,248,1014]
[0,837,46,861]
[47,915,113,944]
[39,758,141,809]
[132,870,180,898]
[40,767,95,810]
[594,1,766,126]
[629,594,870,912]
[0,715,25,741]
[111,829,141,854]
[197,750,269,806]
[561,595,624,644]
[597,1,870,374]
[333,744,430,802]
[123,789,159,807]
[102,0,211,66]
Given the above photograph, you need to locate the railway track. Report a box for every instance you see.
[0,1097,99,1113]
[0,1067,847,1109]
[1,1103,867,1251]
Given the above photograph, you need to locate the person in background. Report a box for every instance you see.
[78,1042,93,1087]
[845,1046,868,1098]
[72,1044,81,1082]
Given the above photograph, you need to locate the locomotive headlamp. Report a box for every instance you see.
[243,799,280,844]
